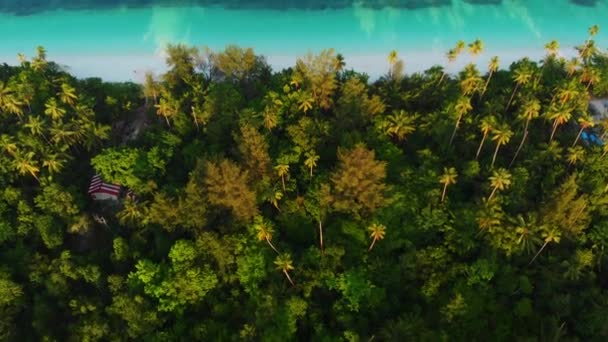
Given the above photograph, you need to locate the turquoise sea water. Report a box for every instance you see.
[0,0,606,81]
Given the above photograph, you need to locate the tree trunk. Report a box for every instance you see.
[528,240,550,265]
[318,219,324,252]
[281,175,286,192]
[549,120,559,142]
[506,83,520,111]
[441,183,448,203]
[266,238,279,254]
[586,80,593,92]
[491,143,501,169]
[449,114,462,147]
[164,115,170,127]
[283,270,295,286]
[488,186,498,202]
[368,237,377,252]
[480,72,493,100]
[310,166,313,177]
[437,72,446,86]
[510,121,529,167]
[476,132,488,159]
[572,127,584,147]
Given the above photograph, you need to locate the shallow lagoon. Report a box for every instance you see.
[0,0,606,81]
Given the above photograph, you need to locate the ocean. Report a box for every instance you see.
[0,0,606,81]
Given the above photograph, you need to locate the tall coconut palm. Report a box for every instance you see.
[439,167,458,203]
[579,24,600,61]
[304,151,319,177]
[490,125,513,169]
[58,83,78,106]
[460,64,483,96]
[254,218,280,254]
[274,164,289,192]
[507,65,533,110]
[449,96,473,147]
[548,105,572,142]
[367,223,386,252]
[480,56,499,99]
[387,50,398,78]
[468,39,484,59]
[44,98,66,121]
[544,40,560,58]
[529,226,561,265]
[476,116,497,159]
[510,98,541,167]
[0,134,18,156]
[511,214,543,255]
[565,58,580,77]
[454,40,466,55]
[555,80,580,106]
[581,66,601,91]
[42,153,67,174]
[274,253,295,286]
[488,168,512,201]
[13,151,40,181]
[567,146,586,165]
[572,116,594,147]
[155,97,177,126]
[381,110,417,142]
[438,49,458,85]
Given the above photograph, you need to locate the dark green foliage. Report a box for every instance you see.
[1,34,608,341]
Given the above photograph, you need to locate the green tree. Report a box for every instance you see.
[439,167,458,203]
[490,124,513,169]
[510,98,541,167]
[274,253,295,286]
[367,223,386,252]
[488,168,512,201]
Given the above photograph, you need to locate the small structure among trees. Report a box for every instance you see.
[88,174,121,201]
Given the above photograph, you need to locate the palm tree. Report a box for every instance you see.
[439,167,458,203]
[511,214,543,255]
[507,65,533,110]
[490,125,513,168]
[556,80,580,106]
[13,151,40,181]
[579,25,600,61]
[155,98,176,126]
[387,50,398,78]
[544,40,560,58]
[44,98,66,121]
[304,151,319,177]
[510,98,541,167]
[454,40,466,55]
[449,96,473,146]
[476,116,497,159]
[367,223,387,252]
[480,56,499,99]
[572,116,594,147]
[335,53,346,72]
[381,110,417,142]
[298,96,314,114]
[274,253,295,286]
[488,168,512,201]
[548,105,572,142]
[0,134,18,156]
[438,49,458,85]
[468,39,484,59]
[566,58,580,77]
[42,153,67,174]
[24,115,47,138]
[254,218,280,254]
[581,66,601,91]
[460,64,483,96]
[274,164,289,192]
[58,83,78,106]
[567,146,585,165]
[529,226,561,265]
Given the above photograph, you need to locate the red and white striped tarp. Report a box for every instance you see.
[88,175,121,197]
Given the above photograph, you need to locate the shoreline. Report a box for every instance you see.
[0,47,581,83]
